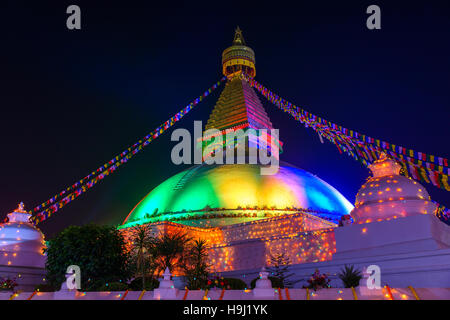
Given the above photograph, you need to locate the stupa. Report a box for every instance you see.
[0,203,46,290]
[351,153,437,223]
[119,28,354,273]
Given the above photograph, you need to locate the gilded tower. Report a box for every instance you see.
[202,27,282,161]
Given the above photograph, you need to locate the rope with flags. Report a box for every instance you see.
[29,78,226,225]
[244,76,450,193]
[244,76,449,225]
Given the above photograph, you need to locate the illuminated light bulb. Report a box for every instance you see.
[362,228,367,234]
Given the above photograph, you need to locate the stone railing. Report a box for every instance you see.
[1,268,449,300]
[1,287,450,300]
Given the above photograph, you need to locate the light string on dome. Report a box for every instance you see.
[29,78,227,225]
[243,76,450,193]
[121,207,341,229]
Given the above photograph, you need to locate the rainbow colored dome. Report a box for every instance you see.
[121,162,353,228]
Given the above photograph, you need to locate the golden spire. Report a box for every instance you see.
[222,27,255,78]
[232,26,246,45]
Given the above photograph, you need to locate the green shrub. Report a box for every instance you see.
[222,278,247,290]
[83,279,106,292]
[250,276,283,289]
[35,283,56,292]
[129,277,160,291]
[98,281,128,291]
[45,224,131,290]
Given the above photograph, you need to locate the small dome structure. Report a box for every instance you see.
[351,154,437,223]
[0,203,46,268]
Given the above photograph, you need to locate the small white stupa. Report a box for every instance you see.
[0,203,46,290]
[351,153,436,223]
[252,266,275,298]
[153,267,178,299]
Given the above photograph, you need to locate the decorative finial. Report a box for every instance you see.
[233,26,246,45]
[369,153,401,177]
[17,202,26,213]
[378,152,388,161]
[7,202,31,223]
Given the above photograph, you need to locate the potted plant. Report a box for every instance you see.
[338,265,362,288]
[304,269,331,291]
[0,277,18,293]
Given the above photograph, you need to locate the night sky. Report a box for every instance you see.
[1,1,449,237]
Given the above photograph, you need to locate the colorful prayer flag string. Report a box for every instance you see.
[244,76,450,193]
[30,78,226,224]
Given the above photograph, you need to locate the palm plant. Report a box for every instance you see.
[129,225,155,290]
[338,265,362,288]
[152,232,192,275]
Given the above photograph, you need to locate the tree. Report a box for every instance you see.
[267,252,298,288]
[152,232,192,275]
[45,224,131,290]
[129,225,156,290]
[183,239,210,289]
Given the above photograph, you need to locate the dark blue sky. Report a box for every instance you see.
[1,1,449,236]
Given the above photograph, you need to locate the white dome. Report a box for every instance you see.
[355,175,430,205]
[351,155,437,223]
[0,204,46,268]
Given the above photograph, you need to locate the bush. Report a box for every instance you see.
[129,277,160,291]
[45,224,132,290]
[0,277,18,291]
[250,276,283,289]
[35,283,56,292]
[85,279,107,292]
[98,282,128,291]
[206,277,247,290]
[338,265,362,288]
[304,269,331,291]
[222,278,247,290]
